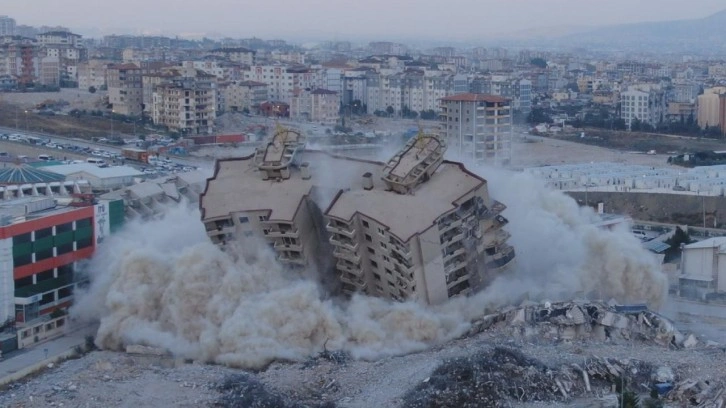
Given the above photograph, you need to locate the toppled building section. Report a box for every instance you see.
[199,128,515,305]
[469,300,696,348]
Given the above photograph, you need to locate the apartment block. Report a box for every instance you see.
[619,84,667,129]
[77,59,110,90]
[243,64,319,103]
[0,16,16,36]
[107,63,144,116]
[152,73,217,135]
[697,87,726,133]
[222,80,268,113]
[208,47,255,65]
[200,130,515,305]
[439,93,513,166]
[290,88,339,124]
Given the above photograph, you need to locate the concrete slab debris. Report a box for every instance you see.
[468,300,698,349]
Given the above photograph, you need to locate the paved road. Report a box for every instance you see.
[0,322,97,383]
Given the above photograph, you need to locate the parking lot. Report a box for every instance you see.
[0,129,199,178]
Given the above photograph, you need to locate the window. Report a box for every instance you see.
[377,227,385,235]
[368,247,375,255]
[40,292,55,305]
[36,269,54,282]
[258,215,268,222]
[362,220,369,228]
[365,234,372,242]
[239,216,249,224]
[56,222,73,233]
[370,260,378,268]
[373,273,381,281]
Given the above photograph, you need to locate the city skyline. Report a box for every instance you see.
[3,0,726,42]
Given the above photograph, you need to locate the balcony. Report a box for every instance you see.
[339,273,367,291]
[336,260,364,276]
[446,268,469,286]
[329,235,359,252]
[333,247,361,264]
[326,222,356,238]
[438,218,462,233]
[278,252,306,265]
[207,225,236,237]
[274,241,303,252]
[444,259,467,275]
[443,247,466,264]
[266,228,299,238]
[485,246,516,271]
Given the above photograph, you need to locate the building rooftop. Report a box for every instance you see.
[684,237,726,251]
[440,93,510,103]
[201,151,383,222]
[327,161,484,242]
[0,164,66,185]
[44,164,143,179]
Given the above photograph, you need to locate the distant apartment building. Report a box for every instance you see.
[696,87,726,133]
[620,85,666,130]
[222,80,268,113]
[151,73,217,135]
[290,88,339,124]
[439,93,513,166]
[208,47,255,65]
[243,64,318,103]
[199,130,515,305]
[77,59,109,90]
[107,63,144,116]
[0,16,16,36]
[368,41,407,55]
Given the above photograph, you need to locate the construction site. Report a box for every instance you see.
[0,125,725,407]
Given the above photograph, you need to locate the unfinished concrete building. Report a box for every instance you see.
[199,129,515,304]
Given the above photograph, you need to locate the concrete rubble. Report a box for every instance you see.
[469,300,698,348]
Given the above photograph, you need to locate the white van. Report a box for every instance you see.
[38,154,53,161]
[86,158,106,166]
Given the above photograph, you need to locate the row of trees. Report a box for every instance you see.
[370,105,438,120]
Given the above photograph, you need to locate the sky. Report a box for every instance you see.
[4,0,726,42]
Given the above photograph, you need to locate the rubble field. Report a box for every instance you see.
[1,301,725,408]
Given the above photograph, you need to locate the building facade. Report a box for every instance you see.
[290,88,339,124]
[106,63,144,116]
[152,75,217,135]
[222,80,268,113]
[439,93,513,166]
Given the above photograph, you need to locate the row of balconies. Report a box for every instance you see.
[329,234,358,251]
[333,247,361,264]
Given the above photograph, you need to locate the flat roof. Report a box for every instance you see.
[45,163,143,178]
[327,162,484,242]
[685,237,726,251]
[201,151,383,222]
[440,93,510,103]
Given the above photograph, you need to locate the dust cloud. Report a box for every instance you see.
[72,167,668,369]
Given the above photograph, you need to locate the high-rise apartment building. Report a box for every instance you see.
[0,16,16,36]
[106,63,144,116]
[152,73,217,135]
[439,93,513,167]
[200,129,515,305]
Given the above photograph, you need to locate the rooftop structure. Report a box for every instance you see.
[200,130,515,305]
[0,164,65,185]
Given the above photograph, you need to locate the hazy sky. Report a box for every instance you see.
[4,0,726,41]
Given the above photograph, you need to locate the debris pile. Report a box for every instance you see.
[213,373,336,408]
[667,378,726,407]
[469,300,697,348]
[404,346,726,407]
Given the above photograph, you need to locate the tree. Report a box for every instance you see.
[88,86,97,94]
[241,107,250,114]
[530,57,547,69]
[386,106,395,117]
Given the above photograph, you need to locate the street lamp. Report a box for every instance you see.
[24,110,28,131]
[110,109,114,136]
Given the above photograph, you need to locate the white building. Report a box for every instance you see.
[680,237,726,300]
[620,85,666,129]
[45,164,143,191]
[243,64,318,104]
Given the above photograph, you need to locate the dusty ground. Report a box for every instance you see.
[0,89,106,111]
[1,302,724,408]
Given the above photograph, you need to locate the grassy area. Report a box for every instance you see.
[0,102,149,140]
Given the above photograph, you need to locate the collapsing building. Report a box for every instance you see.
[199,128,515,305]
